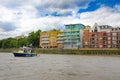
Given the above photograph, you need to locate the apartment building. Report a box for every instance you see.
[40,30,60,48]
[57,32,64,49]
[111,27,120,48]
[39,23,120,49]
[89,23,113,48]
[63,24,85,49]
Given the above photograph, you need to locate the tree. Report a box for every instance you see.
[0,29,41,48]
[34,30,41,47]
[27,29,41,47]
[19,38,28,47]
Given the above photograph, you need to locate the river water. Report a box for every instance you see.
[0,53,120,80]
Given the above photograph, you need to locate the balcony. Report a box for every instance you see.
[42,38,49,41]
[57,34,64,37]
[103,42,107,44]
[71,29,80,32]
[41,41,50,43]
[64,37,71,39]
[65,33,80,36]
[57,41,64,43]
[64,40,71,43]
[57,38,64,40]
[64,30,71,32]
[41,35,49,38]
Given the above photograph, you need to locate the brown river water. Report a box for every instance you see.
[0,53,120,80]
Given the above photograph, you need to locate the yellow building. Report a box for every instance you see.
[84,25,91,30]
[40,30,61,48]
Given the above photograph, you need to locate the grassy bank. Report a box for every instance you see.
[35,49,120,55]
[0,48,17,53]
[0,48,120,55]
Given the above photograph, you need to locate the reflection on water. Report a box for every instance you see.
[0,53,120,80]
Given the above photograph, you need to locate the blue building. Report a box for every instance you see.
[63,24,85,49]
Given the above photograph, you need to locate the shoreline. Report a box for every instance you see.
[0,48,120,56]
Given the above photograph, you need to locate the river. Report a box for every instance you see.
[0,53,120,80]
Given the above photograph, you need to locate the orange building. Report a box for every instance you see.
[83,26,91,48]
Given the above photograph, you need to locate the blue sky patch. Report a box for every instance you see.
[78,0,120,13]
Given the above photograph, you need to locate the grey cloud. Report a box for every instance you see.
[0,22,16,31]
[0,0,93,17]
[35,0,93,15]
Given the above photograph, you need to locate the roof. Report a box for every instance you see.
[65,23,85,27]
[98,25,113,29]
[112,27,120,31]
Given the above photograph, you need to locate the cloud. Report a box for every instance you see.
[79,5,120,26]
[0,21,16,31]
[0,0,120,40]
[35,0,93,17]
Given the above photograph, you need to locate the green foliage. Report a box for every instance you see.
[36,49,120,55]
[27,30,41,47]
[0,29,41,48]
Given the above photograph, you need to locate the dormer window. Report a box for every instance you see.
[106,26,108,28]
[102,26,104,29]
[104,26,105,28]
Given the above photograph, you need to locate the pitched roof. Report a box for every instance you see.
[99,25,113,29]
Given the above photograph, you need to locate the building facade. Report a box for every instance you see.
[40,23,120,49]
[111,27,120,48]
[90,23,113,48]
[83,26,91,48]
[40,30,60,48]
[63,24,85,49]
[83,23,120,48]
[57,32,64,49]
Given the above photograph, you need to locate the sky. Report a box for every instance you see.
[0,0,120,39]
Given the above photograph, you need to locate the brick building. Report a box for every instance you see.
[111,27,120,48]
[89,23,112,48]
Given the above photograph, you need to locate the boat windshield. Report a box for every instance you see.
[22,47,34,53]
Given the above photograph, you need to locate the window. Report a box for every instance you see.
[112,41,117,44]
[112,37,117,40]
[66,26,69,29]
[107,33,111,36]
[108,41,111,44]
[112,33,117,36]
[118,37,120,40]
[118,32,120,35]
[108,37,111,40]
[108,45,111,48]
[112,45,116,48]
[100,45,102,48]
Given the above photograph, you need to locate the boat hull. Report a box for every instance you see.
[13,52,37,57]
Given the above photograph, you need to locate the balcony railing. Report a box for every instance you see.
[41,41,50,43]
[41,38,49,40]
[57,41,64,43]
[57,34,64,37]
[57,38,64,40]
[41,35,49,38]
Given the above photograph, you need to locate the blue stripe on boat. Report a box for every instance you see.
[13,53,37,57]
